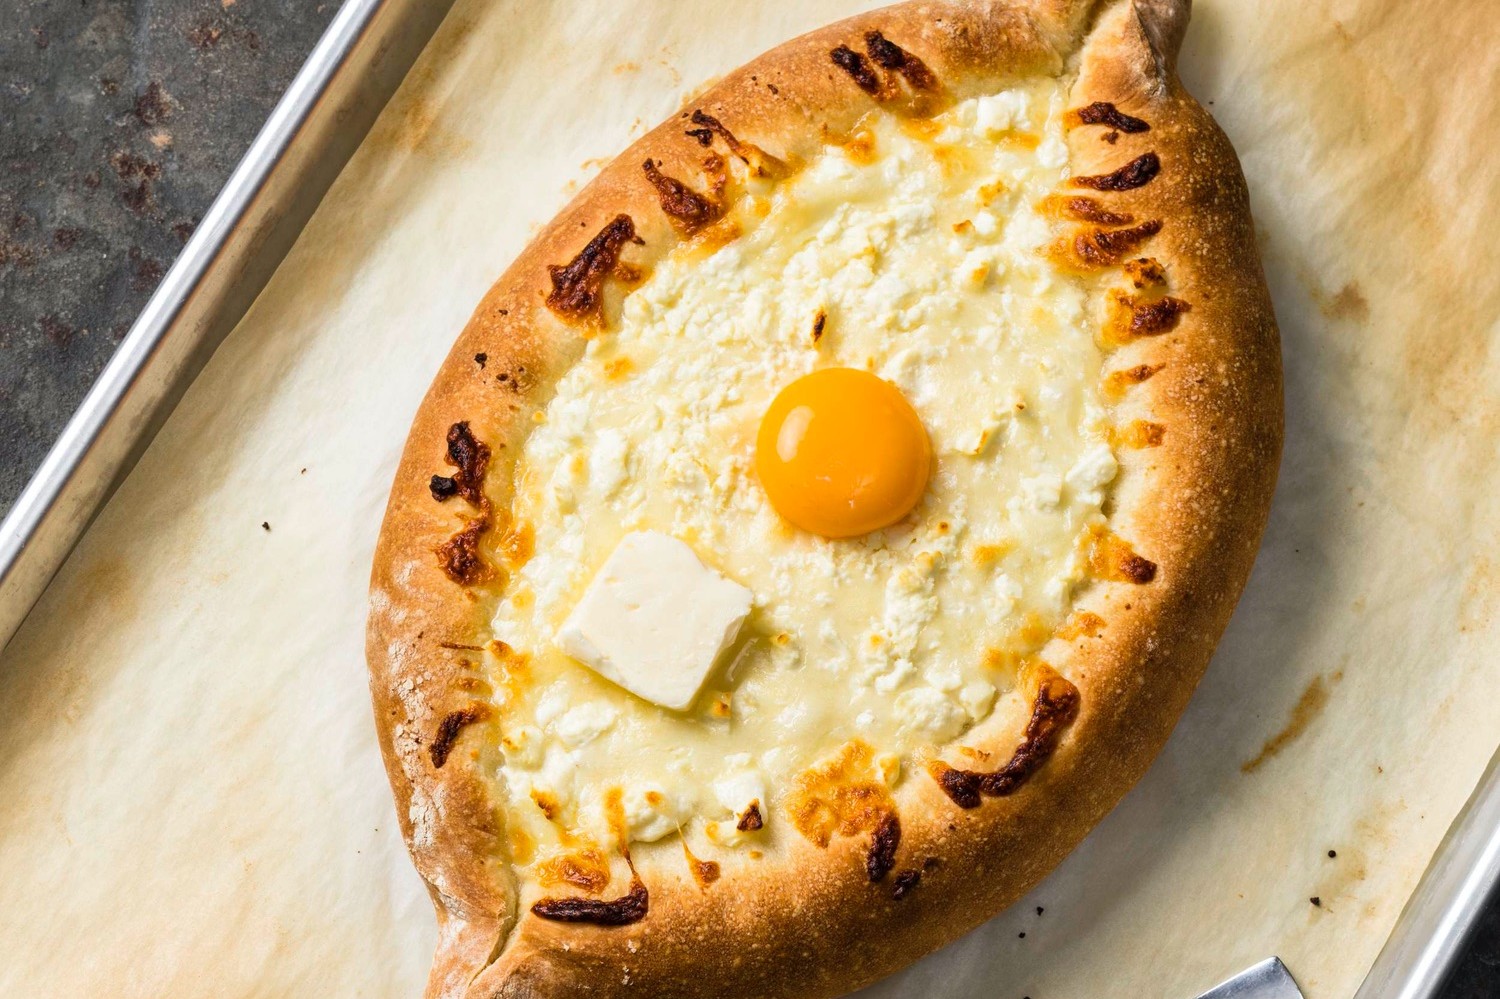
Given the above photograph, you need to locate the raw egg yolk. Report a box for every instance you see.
[756,368,932,538]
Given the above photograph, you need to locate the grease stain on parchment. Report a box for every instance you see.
[1320,281,1369,322]
[1460,553,1498,634]
[1241,673,1339,773]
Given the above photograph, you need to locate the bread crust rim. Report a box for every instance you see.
[365,1,1283,995]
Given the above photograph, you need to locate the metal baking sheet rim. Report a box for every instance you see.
[0,3,1492,997]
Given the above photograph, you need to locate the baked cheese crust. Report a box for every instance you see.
[366,1,1282,995]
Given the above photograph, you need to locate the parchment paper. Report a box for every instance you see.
[2,1,1497,996]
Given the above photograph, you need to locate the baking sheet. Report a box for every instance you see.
[1,0,1497,996]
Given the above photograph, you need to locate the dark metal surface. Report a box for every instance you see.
[0,2,1497,996]
[0,0,339,517]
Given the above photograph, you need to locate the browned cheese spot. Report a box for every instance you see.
[981,611,1051,676]
[489,640,534,704]
[603,787,633,853]
[842,126,878,164]
[603,356,634,381]
[891,868,922,900]
[1069,101,1150,133]
[686,110,785,177]
[429,704,491,769]
[1052,219,1163,270]
[786,740,895,848]
[531,875,649,926]
[863,30,938,92]
[436,516,493,586]
[1113,420,1167,449]
[736,800,764,832]
[1129,296,1190,336]
[530,787,562,821]
[509,826,537,866]
[682,840,722,888]
[1103,362,1165,399]
[533,789,651,925]
[642,158,724,236]
[1072,152,1161,191]
[1123,257,1166,288]
[545,214,643,327]
[428,475,458,501]
[537,847,612,895]
[812,310,827,345]
[929,665,1081,808]
[1053,195,1135,227]
[497,519,535,568]
[866,812,901,882]
[1085,525,1158,584]
[1056,610,1106,640]
[1103,290,1190,345]
[830,44,881,95]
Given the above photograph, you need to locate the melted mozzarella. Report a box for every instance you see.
[488,79,1112,857]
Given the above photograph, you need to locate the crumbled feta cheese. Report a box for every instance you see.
[1066,443,1119,505]
[1017,473,1064,511]
[974,90,1030,135]
[553,702,619,749]
[896,686,967,742]
[621,785,682,842]
[712,769,766,821]
[959,681,997,720]
[589,430,630,499]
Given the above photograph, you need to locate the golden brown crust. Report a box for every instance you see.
[366,0,1281,995]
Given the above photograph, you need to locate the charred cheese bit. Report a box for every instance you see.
[1072,152,1161,191]
[642,158,724,236]
[544,214,643,328]
[428,704,491,769]
[929,662,1080,808]
[1123,257,1166,288]
[684,110,786,179]
[1067,101,1150,133]
[436,518,492,586]
[531,876,648,926]
[1050,219,1164,270]
[1042,194,1135,227]
[1103,289,1190,345]
[682,840,721,888]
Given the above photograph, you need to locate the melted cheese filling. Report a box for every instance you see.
[487,79,1114,861]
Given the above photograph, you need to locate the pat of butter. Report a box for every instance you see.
[557,531,753,711]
